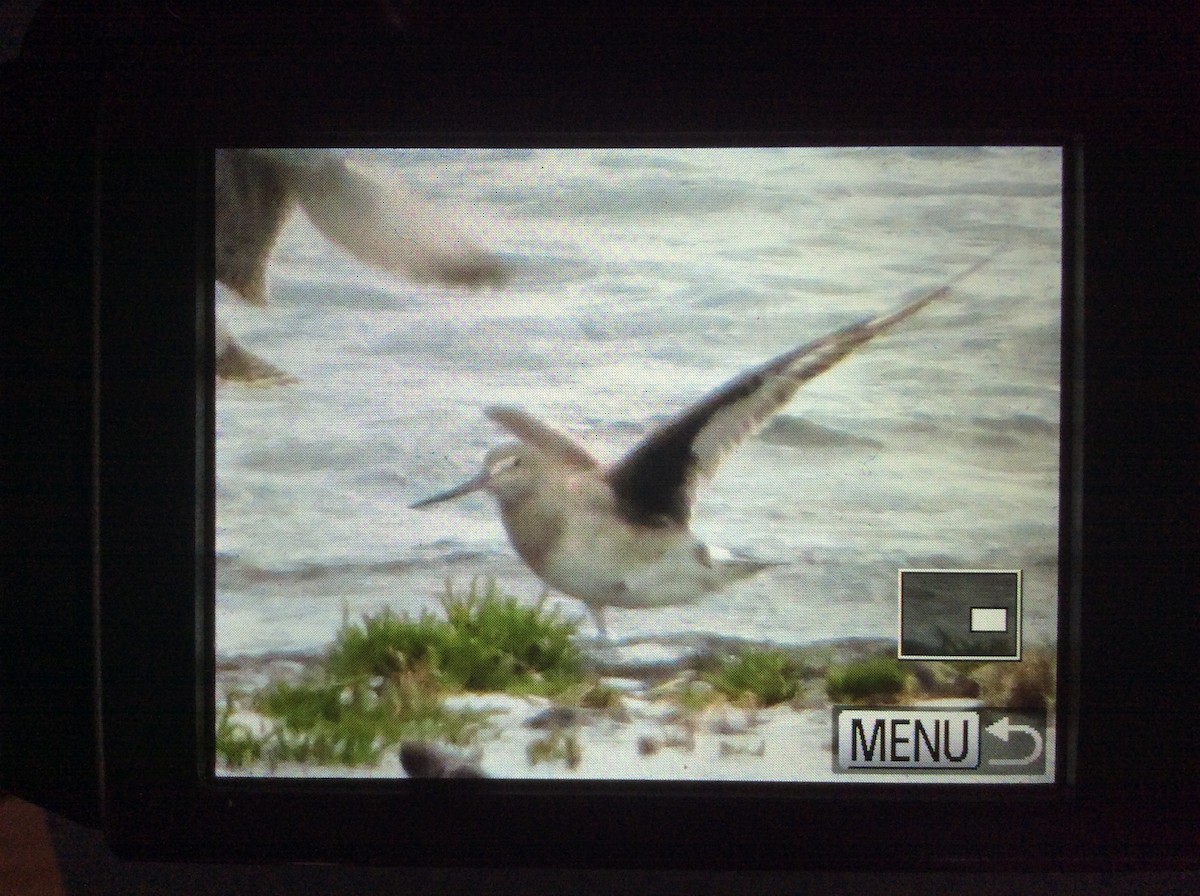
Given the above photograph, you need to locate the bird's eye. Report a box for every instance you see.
[490,455,521,477]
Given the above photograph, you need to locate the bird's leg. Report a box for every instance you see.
[587,605,609,642]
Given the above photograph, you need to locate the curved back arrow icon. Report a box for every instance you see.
[985,716,1044,766]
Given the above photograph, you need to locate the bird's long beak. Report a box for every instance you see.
[410,470,490,509]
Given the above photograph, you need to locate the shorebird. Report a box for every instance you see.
[412,255,998,638]
[215,148,508,383]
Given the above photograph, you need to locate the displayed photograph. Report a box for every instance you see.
[213,147,1062,782]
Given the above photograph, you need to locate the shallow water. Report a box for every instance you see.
[215,147,1062,660]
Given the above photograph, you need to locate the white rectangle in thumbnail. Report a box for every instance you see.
[970,607,1009,632]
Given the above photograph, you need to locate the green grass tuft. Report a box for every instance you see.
[704,649,804,707]
[826,655,908,703]
[214,671,488,769]
[243,671,485,767]
[327,578,584,695]
[216,578,586,769]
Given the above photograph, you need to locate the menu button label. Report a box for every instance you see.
[835,709,981,770]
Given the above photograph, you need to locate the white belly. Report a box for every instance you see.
[537,514,729,610]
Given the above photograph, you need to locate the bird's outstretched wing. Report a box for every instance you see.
[217,149,508,304]
[607,253,1000,527]
[287,153,509,290]
[486,406,599,470]
[214,148,510,384]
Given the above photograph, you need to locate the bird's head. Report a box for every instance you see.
[410,443,541,509]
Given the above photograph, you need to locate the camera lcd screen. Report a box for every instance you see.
[213,146,1063,784]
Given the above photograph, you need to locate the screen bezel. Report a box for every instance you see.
[96,139,1106,867]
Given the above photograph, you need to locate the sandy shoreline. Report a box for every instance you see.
[214,637,1054,784]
